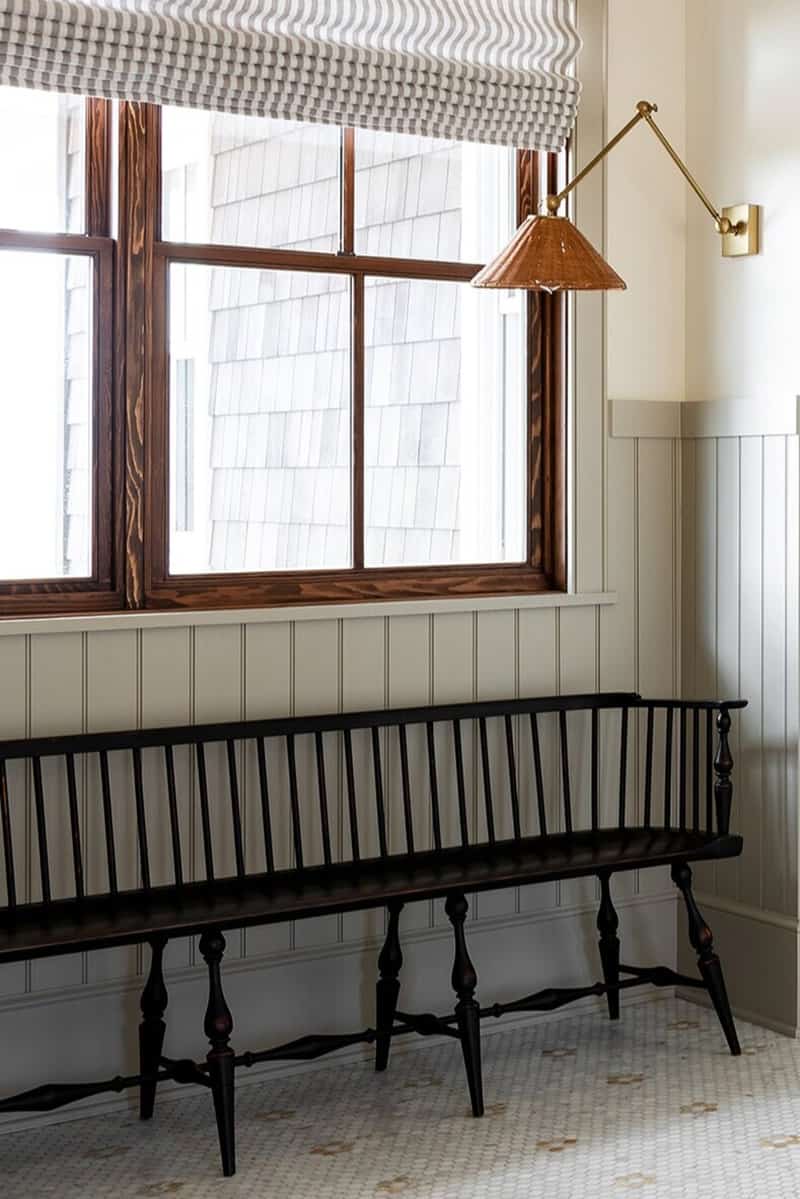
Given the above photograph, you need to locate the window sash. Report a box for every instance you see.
[143,107,564,606]
[0,97,565,615]
[0,93,118,612]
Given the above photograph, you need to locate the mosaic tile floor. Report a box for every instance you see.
[3,997,800,1198]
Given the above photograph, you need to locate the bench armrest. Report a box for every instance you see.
[637,697,745,835]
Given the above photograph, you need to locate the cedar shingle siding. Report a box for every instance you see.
[206,120,463,571]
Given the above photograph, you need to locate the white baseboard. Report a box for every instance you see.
[677,893,798,1034]
[693,891,799,933]
[678,987,799,1040]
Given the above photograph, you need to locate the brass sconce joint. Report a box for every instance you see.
[715,215,747,236]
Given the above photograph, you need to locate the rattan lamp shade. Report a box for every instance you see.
[472,214,627,292]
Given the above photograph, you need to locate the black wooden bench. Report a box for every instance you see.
[0,691,745,1177]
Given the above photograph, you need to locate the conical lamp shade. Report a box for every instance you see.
[471,215,627,292]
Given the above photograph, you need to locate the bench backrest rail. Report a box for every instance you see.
[0,693,744,914]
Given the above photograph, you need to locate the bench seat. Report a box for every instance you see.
[0,827,742,964]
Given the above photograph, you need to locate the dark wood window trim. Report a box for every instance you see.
[537,153,568,592]
[0,96,565,616]
[0,98,121,616]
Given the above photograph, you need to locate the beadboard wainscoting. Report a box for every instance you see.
[679,404,800,1033]
[608,395,800,1034]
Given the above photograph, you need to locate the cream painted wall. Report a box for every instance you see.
[686,0,800,401]
[606,0,687,405]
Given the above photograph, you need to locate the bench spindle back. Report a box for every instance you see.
[0,694,742,914]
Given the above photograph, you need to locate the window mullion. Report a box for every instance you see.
[118,101,160,608]
[542,150,567,588]
[352,272,365,570]
[346,127,362,571]
[517,148,536,223]
[341,128,355,255]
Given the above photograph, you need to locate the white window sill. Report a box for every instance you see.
[0,591,616,636]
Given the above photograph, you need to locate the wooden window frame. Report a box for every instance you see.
[0,97,565,616]
[0,99,121,615]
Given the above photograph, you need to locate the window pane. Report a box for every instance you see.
[355,131,515,262]
[364,278,525,568]
[0,251,93,578]
[169,264,351,574]
[162,108,341,251]
[0,88,85,234]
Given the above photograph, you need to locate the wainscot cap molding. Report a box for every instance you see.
[610,396,800,440]
[0,591,617,637]
[609,399,681,439]
[680,395,800,438]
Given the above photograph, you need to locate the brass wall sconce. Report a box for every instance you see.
[472,100,760,292]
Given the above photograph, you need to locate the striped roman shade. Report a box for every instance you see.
[0,1,581,150]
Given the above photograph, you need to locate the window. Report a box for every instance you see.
[0,90,115,613]
[0,250,93,578]
[0,91,565,615]
[150,109,567,607]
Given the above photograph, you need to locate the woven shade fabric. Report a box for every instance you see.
[471,215,627,292]
[0,1,582,151]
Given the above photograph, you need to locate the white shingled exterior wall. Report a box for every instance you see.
[201,122,466,572]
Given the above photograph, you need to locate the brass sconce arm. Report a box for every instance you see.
[546,100,758,255]
[471,98,758,290]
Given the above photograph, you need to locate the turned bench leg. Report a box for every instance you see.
[139,935,168,1119]
[200,930,237,1177]
[671,863,741,1056]
[446,892,483,1117]
[597,872,620,1021]
[376,900,403,1072]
